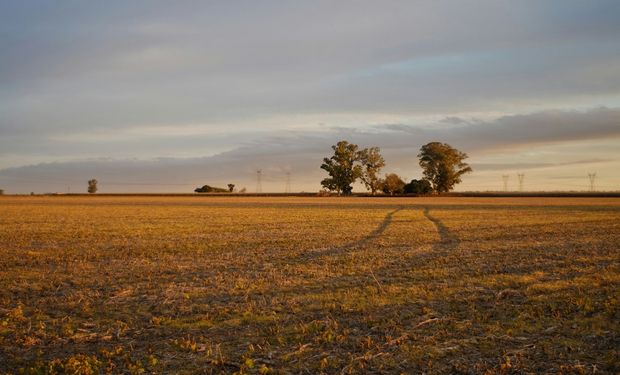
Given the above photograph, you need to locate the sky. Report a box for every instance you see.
[1,0,619,193]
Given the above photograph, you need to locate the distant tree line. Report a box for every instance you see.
[320,141,472,195]
[194,185,230,193]
[82,141,470,196]
[194,184,245,193]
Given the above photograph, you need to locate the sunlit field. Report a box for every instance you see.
[1,196,618,374]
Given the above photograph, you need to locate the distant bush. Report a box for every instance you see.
[0,189,4,195]
[317,189,333,197]
[382,173,405,195]
[404,179,433,195]
[194,185,229,193]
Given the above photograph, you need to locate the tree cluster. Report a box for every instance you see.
[194,184,230,193]
[320,141,471,195]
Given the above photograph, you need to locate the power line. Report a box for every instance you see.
[517,173,525,192]
[284,171,291,193]
[588,172,597,192]
[502,175,509,192]
[256,169,262,193]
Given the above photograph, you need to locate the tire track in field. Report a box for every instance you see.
[301,207,404,260]
[423,207,460,250]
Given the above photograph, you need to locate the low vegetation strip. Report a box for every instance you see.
[0,196,618,373]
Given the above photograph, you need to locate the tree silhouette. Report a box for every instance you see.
[404,179,433,195]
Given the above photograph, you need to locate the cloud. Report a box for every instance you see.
[1,1,620,137]
[1,2,619,191]
[471,158,616,172]
[1,107,618,193]
[384,107,620,151]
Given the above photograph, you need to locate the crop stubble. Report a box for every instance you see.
[0,196,618,373]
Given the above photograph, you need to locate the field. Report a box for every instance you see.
[0,196,618,374]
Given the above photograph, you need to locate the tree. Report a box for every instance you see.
[0,189,4,195]
[320,140,362,195]
[87,179,98,194]
[227,184,235,192]
[382,173,405,195]
[194,185,229,193]
[358,147,386,195]
[404,179,433,195]
[418,142,472,193]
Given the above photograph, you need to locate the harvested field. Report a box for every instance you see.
[0,196,618,374]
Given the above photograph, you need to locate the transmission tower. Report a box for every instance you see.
[517,173,525,192]
[502,175,509,192]
[284,171,291,193]
[256,169,263,193]
[588,172,596,192]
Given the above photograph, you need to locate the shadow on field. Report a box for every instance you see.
[423,207,459,250]
[298,207,404,261]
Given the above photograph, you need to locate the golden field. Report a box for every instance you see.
[0,196,618,374]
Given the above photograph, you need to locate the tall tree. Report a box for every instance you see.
[87,179,98,194]
[358,147,386,195]
[418,142,472,193]
[320,140,362,195]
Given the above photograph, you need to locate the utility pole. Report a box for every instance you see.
[256,169,263,193]
[284,171,291,193]
[588,172,596,192]
[517,173,524,192]
[502,175,509,192]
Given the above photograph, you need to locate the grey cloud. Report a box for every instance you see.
[1,2,620,192]
[1,107,618,193]
[2,1,620,138]
[471,159,616,172]
[384,107,620,151]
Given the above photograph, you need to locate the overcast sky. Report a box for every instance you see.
[1,1,619,193]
